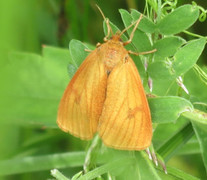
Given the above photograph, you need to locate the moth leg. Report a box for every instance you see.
[96,42,101,48]
[85,43,101,52]
[123,14,143,46]
[85,49,93,52]
[145,147,168,174]
[104,19,113,42]
[86,43,101,51]
[128,49,157,56]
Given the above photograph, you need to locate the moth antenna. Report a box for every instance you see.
[120,21,137,36]
[96,4,113,40]
[123,14,143,46]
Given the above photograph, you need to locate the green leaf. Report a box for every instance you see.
[148,38,206,81]
[153,117,189,150]
[71,171,83,180]
[185,69,207,103]
[103,16,128,42]
[69,39,90,68]
[192,122,207,172]
[157,5,199,35]
[158,166,200,180]
[79,151,161,180]
[0,152,85,176]
[0,46,71,127]
[119,9,153,52]
[153,36,186,62]
[119,9,146,78]
[193,64,207,86]
[148,61,173,80]
[131,9,156,33]
[135,152,161,180]
[51,169,70,180]
[42,46,71,87]
[157,123,194,161]
[172,38,206,77]
[103,19,136,53]
[78,157,134,180]
[67,64,77,79]
[177,139,200,155]
[182,109,207,125]
[119,9,133,36]
[149,96,194,123]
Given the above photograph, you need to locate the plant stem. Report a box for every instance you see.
[183,30,205,38]
[83,135,101,173]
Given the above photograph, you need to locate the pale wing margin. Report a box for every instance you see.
[98,57,152,150]
[57,50,107,140]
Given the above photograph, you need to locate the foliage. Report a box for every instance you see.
[0,0,207,179]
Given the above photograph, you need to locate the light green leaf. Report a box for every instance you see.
[42,46,71,87]
[172,38,206,77]
[149,96,194,123]
[153,36,186,62]
[78,157,134,180]
[192,122,207,172]
[135,152,161,180]
[0,46,71,127]
[148,38,206,82]
[177,140,200,155]
[160,166,200,180]
[148,61,173,80]
[157,5,199,35]
[0,152,85,176]
[51,169,70,180]
[103,16,128,43]
[157,123,194,161]
[119,9,146,78]
[79,151,161,180]
[119,9,153,52]
[182,109,207,125]
[131,9,156,33]
[69,39,89,68]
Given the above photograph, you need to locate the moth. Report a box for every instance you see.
[57,6,156,150]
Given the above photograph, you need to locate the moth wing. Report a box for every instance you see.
[57,49,107,140]
[98,57,152,150]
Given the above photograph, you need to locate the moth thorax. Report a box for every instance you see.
[104,47,122,70]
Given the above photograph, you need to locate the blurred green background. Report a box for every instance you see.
[0,0,207,179]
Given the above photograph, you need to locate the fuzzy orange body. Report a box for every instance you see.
[57,32,152,150]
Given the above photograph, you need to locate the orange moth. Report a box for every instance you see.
[57,6,156,150]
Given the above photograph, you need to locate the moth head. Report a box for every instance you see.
[96,4,143,46]
[110,32,123,43]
